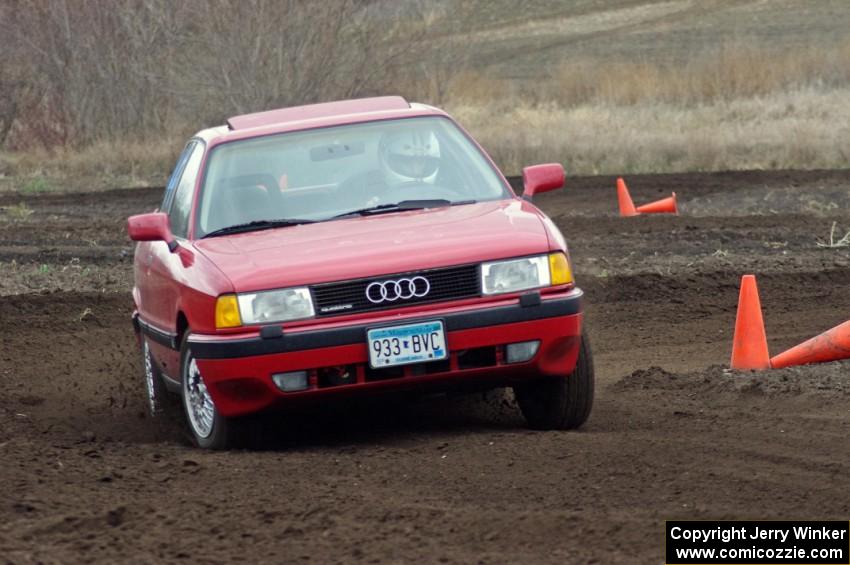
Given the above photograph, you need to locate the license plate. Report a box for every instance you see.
[367,321,447,368]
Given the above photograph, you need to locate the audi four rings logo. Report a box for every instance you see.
[366,276,431,303]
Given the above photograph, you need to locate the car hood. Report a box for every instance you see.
[193,199,551,292]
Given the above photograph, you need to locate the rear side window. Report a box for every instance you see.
[169,141,205,238]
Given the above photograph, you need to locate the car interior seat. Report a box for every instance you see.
[206,174,279,233]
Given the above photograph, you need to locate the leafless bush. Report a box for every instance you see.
[178,0,422,120]
[1,0,186,145]
[390,2,483,107]
[0,3,18,144]
[0,64,22,146]
[0,0,429,148]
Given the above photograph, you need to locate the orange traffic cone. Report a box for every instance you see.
[769,320,850,369]
[636,192,678,215]
[730,274,771,370]
[616,177,638,217]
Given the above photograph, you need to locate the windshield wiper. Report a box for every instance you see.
[202,218,315,238]
[331,199,476,220]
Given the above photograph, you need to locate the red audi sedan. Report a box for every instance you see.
[128,96,593,449]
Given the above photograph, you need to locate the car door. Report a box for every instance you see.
[135,140,192,325]
[140,140,205,378]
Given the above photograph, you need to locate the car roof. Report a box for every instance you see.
[193,97,449,147]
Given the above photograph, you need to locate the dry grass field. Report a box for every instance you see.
[435,0,850,174]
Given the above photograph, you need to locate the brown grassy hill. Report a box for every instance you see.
[437,0,850,75]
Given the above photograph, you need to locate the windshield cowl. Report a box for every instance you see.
[329,199,477,220]
[202,218,315,239]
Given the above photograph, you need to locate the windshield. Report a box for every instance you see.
[195,116,510,237]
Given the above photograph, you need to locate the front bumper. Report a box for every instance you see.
[189,289,584,417]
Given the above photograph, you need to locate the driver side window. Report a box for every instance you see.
[161,142,194,212]
[168,141,205,238]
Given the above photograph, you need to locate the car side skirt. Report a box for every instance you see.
[134,314,179,350]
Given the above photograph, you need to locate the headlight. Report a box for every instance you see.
[481,253,573,295]
[235,287,314,326]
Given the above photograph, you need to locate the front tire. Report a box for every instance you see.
[514,331,595,430]
[143,339,173,418]
[180,334,240,449]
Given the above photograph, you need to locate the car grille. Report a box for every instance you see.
[311,264,480,316]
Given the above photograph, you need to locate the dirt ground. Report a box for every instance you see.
[1,169,849,564]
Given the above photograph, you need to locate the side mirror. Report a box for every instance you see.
[127,212,178,252]
[521,163,565,201]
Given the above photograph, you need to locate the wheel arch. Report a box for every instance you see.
[176,311,190,346]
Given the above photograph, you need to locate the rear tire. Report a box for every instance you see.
[514,331,594,430]
[180,334,241,450]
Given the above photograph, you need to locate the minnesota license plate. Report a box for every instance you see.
[367,321,447,368]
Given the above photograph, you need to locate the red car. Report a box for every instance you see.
[128,96,593,449]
